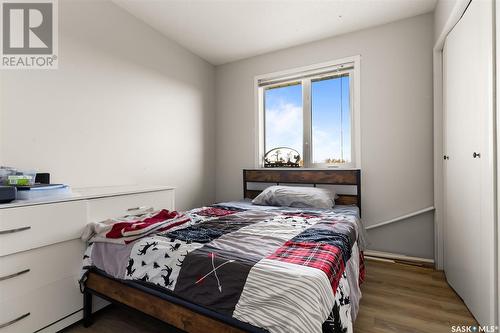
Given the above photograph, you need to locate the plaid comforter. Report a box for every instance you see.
[81,202,364,333]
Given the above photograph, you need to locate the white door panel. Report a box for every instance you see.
[443,0,495,325]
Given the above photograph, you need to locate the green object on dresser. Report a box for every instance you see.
[7,175,33,186]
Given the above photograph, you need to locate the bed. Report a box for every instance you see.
[80,169,365,333]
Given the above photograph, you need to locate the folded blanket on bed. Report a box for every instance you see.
[81,209,191,244]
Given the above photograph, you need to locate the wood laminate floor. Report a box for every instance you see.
[355,259,477,333]
[64,259,477,333]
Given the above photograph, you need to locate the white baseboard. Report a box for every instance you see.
[364,250,435,266]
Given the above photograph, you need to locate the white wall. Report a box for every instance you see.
[0,0,216,210]
[215,14,435,258]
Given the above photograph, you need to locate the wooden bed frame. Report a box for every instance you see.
[83,169,362,333]
[243,169,361,214]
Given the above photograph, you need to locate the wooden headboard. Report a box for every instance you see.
[243,169,361,213]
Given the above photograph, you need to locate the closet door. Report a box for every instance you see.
[443,0,495,325]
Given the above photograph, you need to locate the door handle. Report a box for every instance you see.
[473,152,481,158]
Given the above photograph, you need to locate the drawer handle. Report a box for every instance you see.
[0,312,30,329]
[0,269,30,282]
[127,206,152,212]
[0,226,31,235]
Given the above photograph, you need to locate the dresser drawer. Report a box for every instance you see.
[0,201,87,257]
[87,190,175,223]
[0,275,81,333]
[0,240,84,302]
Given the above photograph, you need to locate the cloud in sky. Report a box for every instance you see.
[312,127,351,163]
[312,127,340,163]
[264,80,351,164]
[265,100,350,163]
[265,101,303,154]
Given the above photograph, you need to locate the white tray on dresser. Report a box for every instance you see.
[0,185,175,333]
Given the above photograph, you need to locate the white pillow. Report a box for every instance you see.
[252,185,335,209]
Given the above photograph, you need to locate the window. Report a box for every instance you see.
[311,75,351,165]
[264,83,303,166]
[257,57,360,168]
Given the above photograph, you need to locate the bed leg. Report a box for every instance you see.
[83,290,93,328]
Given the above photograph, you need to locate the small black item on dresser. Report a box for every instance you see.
[35,173,50,184]
[0,186,16,203]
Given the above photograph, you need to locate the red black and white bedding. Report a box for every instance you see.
[80,201,365,333]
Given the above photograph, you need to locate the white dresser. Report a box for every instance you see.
[0,185,175,333]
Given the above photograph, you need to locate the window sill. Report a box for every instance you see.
[249,167,361,171]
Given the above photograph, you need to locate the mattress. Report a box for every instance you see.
[81,201,365,333]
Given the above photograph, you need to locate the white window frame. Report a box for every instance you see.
[255,55,361,169]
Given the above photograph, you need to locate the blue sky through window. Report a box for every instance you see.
[312,76,351,163]
[265,84,303,160]
[264,75,351,165]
